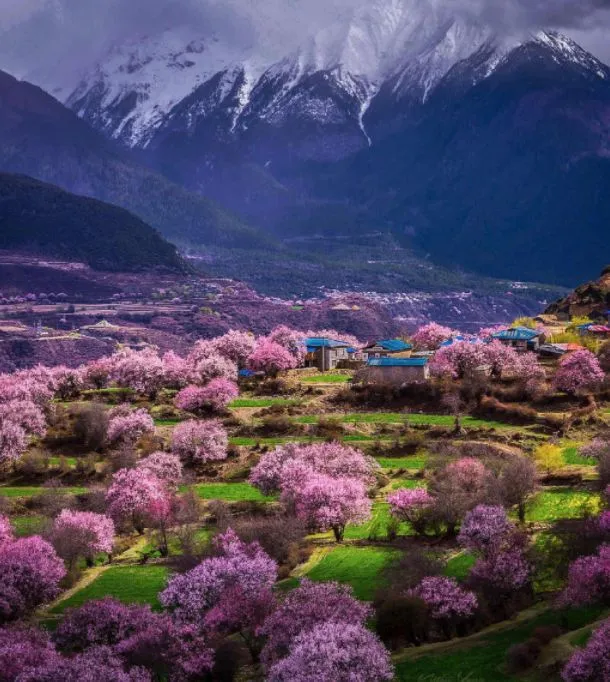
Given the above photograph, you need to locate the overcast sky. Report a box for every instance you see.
[1,0,610,88]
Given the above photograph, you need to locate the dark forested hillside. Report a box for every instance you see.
[0,70,268,251]
[0,173,185,272]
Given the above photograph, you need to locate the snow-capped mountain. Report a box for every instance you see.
[65,0,507,150]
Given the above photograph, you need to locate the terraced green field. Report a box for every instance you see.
[0,486,87,498]
[526,489,601,523]
[300,374,352,383]
[375,456,427,470]
[306,545,400,601]
[295,413,518,429]
[230,398,301,408]
[188,482,274,502]
[51,565,171,613]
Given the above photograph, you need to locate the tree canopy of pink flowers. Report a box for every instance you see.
[554,349,605,395]
[137,452,183,488]
[160,529,277,627]
[107,409,155,446]
[51,510,115,567]
[562,617,610,682]
[267,620,393,682]
[412,323,457,350]
[0,535,66,622]
[171,419,228,465]
[105,468,170,533]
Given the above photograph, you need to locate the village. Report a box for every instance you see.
[0,299,609,681]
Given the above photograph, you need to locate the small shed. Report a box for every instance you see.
[360,357,430,385]
[492,327,544,351]
[304,337,352,371]
[362,339,413,359]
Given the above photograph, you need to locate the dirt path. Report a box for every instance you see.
[392,603,549,663]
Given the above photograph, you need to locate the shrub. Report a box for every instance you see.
[74,404,108,451]
[375,595,430,649]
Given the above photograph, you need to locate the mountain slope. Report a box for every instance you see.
[328,33,610,286]
[0,70,268,250]
[0,173,183,272]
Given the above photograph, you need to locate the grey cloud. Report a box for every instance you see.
[1,0,610,85]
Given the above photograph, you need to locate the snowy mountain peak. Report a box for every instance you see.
[58,2,608,149]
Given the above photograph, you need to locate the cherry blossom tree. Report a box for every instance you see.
[387,488,434,536]
[428,457,494,536]
[50,366,85,400]
[259,579,371,668]
[267,621,393,682]
[171,419,228,465]
[175,379,238,414]
[470,547,531,595]
[558,545,610,607]
[160,351,189,389]
[554,349,605,395]
[430,341,485,380]
[82,356,114,389]
[189,355,238,386]
[248,340,298,376]
[137,452,183,488]
[51,510,115,569]
[115,617,214,681]
[562,617,610,682]
[292,473,371,541]
[458,505,514,555]
[105,469,169,533]
[54,598,158,652]
[268,326,307,363]
[0,515,13,545]
[210,330,256,366]
[409,577,477,637]
[0,400,46,438]
[110,348,166,397]
[249,442,378,497]
[160,529,277,627]
[0,535,66,622]
[0,626,60,681]
[107,409,155,446]
[0,420,28,465]
[580,439,610,461]
[18,645,151,682]
[412,323,457,351]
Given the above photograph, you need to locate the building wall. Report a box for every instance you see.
[359,365,429,385]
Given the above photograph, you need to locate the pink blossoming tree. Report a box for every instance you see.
[105,469,169,533]
[259,579,371,668]
[51,510,115,569]
[137,452,183,488]
[562,617,610,682]
[387,487,434,536]
[171,419,228,465]
[248,340,298,376]
[267,621,393,682]
[0,535,66,622]
[554,349,605,395]
[107,409,154,446]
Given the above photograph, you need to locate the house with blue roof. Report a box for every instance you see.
[492,326,545,351]
[360,356,430,384]
[303,337,352,371]
[362,338,413,360]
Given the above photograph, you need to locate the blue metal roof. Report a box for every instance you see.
[366,339,413,352]
[304,337,350,350]
[492,327,541,341]
[367,357,428,368]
